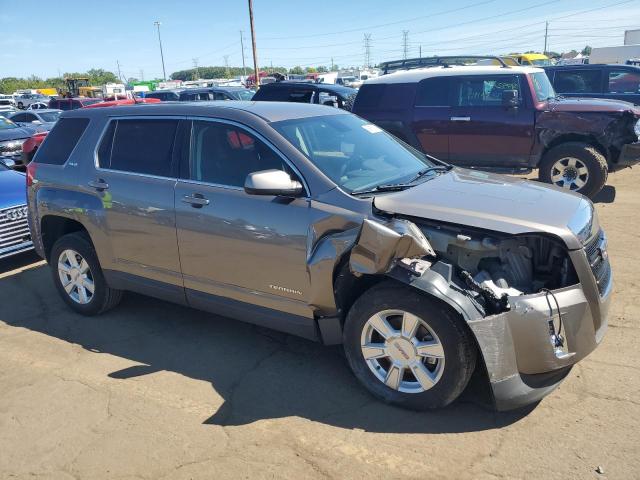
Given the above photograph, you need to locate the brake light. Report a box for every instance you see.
[26,162,37,187]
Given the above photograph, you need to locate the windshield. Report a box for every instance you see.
[272,114,436,193]
[38,111,61,122]
[235,89,254,100]
[531,59,553,66]
[0,117,18,130]
[531,72,556,101]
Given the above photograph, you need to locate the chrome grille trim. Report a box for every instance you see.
[0,204,33,258]
[584,230,611,296]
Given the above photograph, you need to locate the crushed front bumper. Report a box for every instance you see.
[467,246,611,411]
[617,142,640,168]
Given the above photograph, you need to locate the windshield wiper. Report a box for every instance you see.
[409,165,452,182]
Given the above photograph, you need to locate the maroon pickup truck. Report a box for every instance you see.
[353,63,640,197]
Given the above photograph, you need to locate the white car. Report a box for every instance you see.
[0,94,16,108]
[14,93,50,109]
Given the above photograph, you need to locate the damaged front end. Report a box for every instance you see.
[307,201,611,410]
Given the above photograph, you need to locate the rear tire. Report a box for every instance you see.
[343,282,476,410]
[538,142,608,198]
[50,232,122,315]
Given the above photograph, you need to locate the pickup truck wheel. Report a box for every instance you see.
[50,232,123,316]
[539,143,608,198]
[343,282,476,410]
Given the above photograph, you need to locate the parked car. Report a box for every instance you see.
[26,102,50,110]
[0,117,37,169]
[0,162,33,260]
[544,64,640,105]
[20,131,49,166]
[48,97,103,111]
[15,93,51,109]
[178,86,254,101]
[352,64,640,197]
[0,94,16,107]
[83,98,161,108]
[8,109,62,130]
[144,89,184,101]
[28,102,610,411]
[0,107,17,119]
[252,81,357,110]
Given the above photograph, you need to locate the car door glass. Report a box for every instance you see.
[554,70,601,94]
[288,89,314,103]
[454,75,521,106]
[607,70,640,94]
[101,119,179,176]
[190,121,286,187]
[12,113,27,122]
[25,113,37,122]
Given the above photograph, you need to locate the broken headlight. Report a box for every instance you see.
[567,199,595,245]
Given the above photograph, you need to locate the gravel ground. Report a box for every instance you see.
[0,169,638,480]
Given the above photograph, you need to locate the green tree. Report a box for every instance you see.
[289,66,304,75]
[316,66,328,73]
[581,45,592,56]
[305,66,317,73]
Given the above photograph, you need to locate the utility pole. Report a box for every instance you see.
[154,21,167,81]
[240,30,247,79]
[543,21,549,55]
[224,55,230,78]
[116,60,124,83]
[363,33,372,68]
[402,30,409,60]
[248,0,260,87]
[139,69,144,81]
[193,58,200,80]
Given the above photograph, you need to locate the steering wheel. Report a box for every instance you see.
[339,153,365,179]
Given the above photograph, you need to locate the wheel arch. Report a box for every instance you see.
[541,134,609,162]
[40,215,92,262]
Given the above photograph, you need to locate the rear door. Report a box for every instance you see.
[447,73,535,168]
[412,77,451,160]
[604,67,640,105]
[88,116,185,298]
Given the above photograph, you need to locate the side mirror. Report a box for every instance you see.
[502,89,519,107]
[244,169,304,197]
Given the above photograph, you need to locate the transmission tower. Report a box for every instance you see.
[402,30,409,60]
[192,58,200,80]
[223,55,230,78]
[363,33,372,68]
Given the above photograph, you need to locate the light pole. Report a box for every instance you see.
[248,0,259,87]
[154,21,167,81]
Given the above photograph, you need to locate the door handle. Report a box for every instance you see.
[88,179,109,191]
[182,194,210,207]
[450,116,471,122]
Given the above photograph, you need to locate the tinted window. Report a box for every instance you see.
[24,113,38,122]
[607,70,640,94]
[415,77,450,106]
[554,70,602,94]
[101,119,179,176]
[288,89,314,103]
[11,113,28,122]
[34,118,89,165]
[453,75,522,106]
[253,86,291,101]
[190,121,285,187]
[57,100,72,111]
[353,84,387,111]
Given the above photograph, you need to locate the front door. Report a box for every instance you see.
[447,74,535,168]
[412,77,451,160]
[174,119,314,322]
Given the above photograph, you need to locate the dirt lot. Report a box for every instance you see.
[1,170,638,480]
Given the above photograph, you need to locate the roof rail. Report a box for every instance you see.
[378,55,513,75]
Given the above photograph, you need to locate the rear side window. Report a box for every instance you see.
[554,70,602,94]
[35,117,89,165]
[98,119,179,177]
[452,75,522,107]
[253,87,290,101]
[353,84,387,111]
[415,77,450,106]
[607,70,640,94]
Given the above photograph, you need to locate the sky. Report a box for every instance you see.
[1,0,639,79]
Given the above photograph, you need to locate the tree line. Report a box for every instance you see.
[0,69,121,94]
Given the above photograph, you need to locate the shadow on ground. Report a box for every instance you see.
[0,262,535,434]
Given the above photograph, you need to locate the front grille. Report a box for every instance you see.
[0,204,32,258]
[585,230,611,296]
[0,139,25,157]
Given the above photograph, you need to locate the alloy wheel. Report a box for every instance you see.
[58,249,95,305]
[550,157,589,191]
[360,309,445,393]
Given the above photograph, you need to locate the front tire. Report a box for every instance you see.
[50,232,122,315]
[343,282,476,410]
[538,142,608,198]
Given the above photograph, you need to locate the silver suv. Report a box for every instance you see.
[27,102,611,411]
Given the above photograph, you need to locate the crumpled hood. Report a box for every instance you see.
[373,169,591,249]
[0,169,26,210]
[547,97,640,115]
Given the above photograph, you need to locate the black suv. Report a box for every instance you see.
[178,87,254,102]
[252,82,357,110]
[544,64,640,105]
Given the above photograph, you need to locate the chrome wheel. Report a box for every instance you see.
[58,249,94,305]
[550,157,589,191]
[360,309,445,393]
